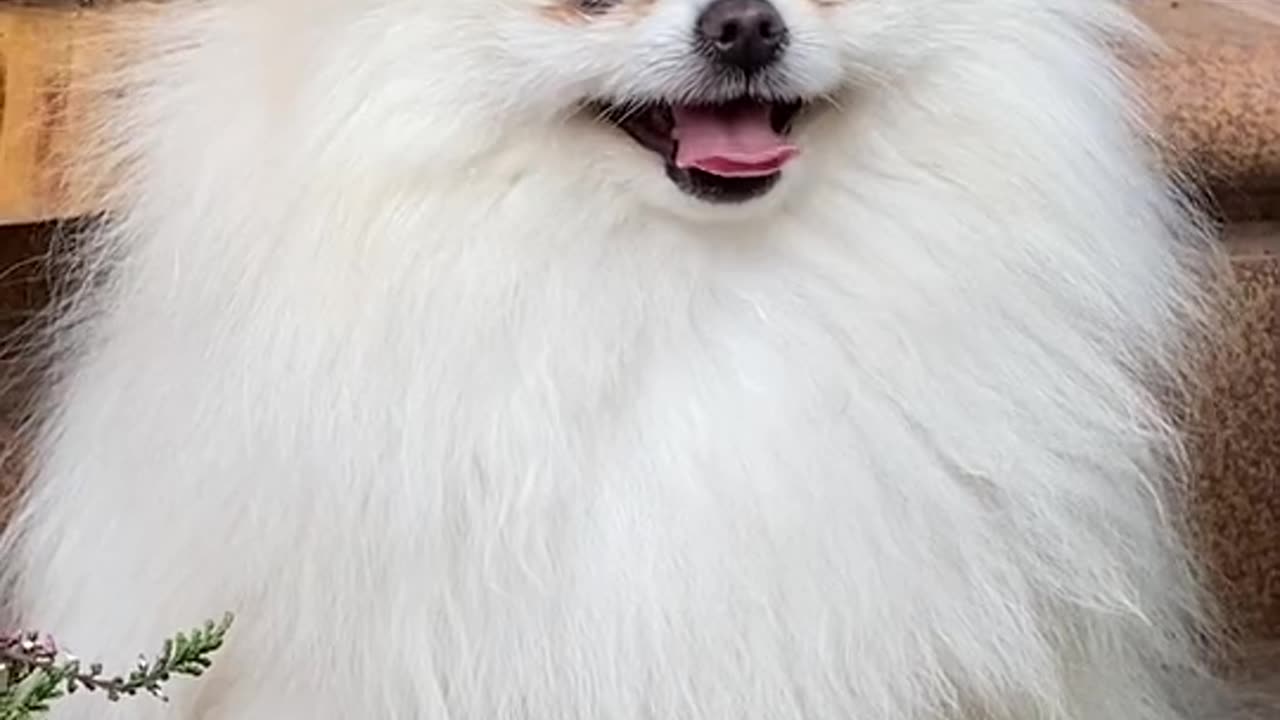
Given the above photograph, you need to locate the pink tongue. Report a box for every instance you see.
[672,104,798,178]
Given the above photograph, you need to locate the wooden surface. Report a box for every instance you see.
[0,5,114,225]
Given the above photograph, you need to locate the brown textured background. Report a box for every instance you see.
[1137,0,1280,214]
[0,0,1274,664]
[1128,0,1280,651]
[1191,225,1280,649]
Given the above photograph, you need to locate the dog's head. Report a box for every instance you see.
[495,0,879,209]
[271,0,1128,219]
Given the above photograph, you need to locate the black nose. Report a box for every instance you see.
[696,0,788,73]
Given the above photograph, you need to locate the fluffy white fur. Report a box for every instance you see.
[0,0,1250,717]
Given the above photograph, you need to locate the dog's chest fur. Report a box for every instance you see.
[114,199,1118,717]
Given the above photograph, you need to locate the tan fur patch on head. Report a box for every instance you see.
[540,0,659,25]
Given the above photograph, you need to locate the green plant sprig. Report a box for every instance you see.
[0,613,233,720]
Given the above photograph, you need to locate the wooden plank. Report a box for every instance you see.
[1,7,74,224]
[0,6,108,225]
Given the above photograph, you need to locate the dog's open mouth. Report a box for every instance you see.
[598,98,806,204]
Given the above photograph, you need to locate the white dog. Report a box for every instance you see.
[0,0,1256,717]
